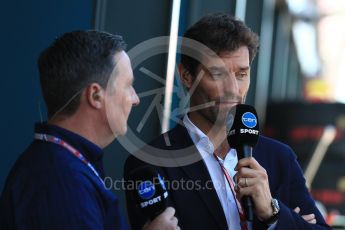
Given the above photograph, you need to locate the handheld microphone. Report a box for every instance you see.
[127,165,169,220]
[226,104,260,222]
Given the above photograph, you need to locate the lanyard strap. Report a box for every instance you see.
[34,133,104,185]
[213,153,248,230]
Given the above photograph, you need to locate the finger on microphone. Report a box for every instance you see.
[294,207,301,213]
[171,216,178,226]
[161,207,175,219]
[235,157,261,171]
[238,177,250,187]
[143,207,179,230]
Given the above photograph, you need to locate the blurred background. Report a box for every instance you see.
[1,0,345,228]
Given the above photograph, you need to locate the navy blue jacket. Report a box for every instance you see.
[0,123,128,230]
[124,124,331,230]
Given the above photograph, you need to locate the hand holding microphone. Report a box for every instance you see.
[233,155,274,222]
[127,165,179,230]
[143,207,180,230]
[227,104,277,223]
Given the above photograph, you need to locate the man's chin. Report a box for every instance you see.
[119,126,127,137]
[108,124,127,139]
[214,118,227,127]
[210,113,228,126]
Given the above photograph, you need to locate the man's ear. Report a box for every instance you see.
[86,83,104,109]
[178,63,193,89]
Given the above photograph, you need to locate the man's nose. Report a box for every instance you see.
[224,73,240,94]
[132,89,140,106]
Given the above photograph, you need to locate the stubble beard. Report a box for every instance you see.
[201,106,228,128]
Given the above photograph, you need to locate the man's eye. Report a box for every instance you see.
[211,72,225,79]
[237,72,248,79]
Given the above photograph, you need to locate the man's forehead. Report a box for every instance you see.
[112,51,133,73]
[108,51,133,84]
[114,50,130,64]
[219,46,249,58]
[201,47,250,67]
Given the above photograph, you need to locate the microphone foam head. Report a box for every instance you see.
[227,104,260,149]
[127,165,168,220]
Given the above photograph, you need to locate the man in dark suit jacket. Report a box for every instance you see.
[124,13,331,229]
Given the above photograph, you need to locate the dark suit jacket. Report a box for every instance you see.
[124,124,330,230]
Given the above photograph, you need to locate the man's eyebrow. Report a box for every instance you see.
[239,66,250,71]
[207,66,227,72]
[206,66,250,72]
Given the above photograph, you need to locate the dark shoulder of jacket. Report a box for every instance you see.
[124,124,184,173]
[255,135,297,160]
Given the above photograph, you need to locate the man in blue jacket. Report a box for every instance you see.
[0,30,179,230]
[124,13,331,229]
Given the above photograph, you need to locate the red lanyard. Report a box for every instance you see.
[213,153,248,230]
[34,133,104,185]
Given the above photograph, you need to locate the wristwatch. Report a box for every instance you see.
[264,198,280,225]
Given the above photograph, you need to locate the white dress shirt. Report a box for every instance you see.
[183,115,242,230]
[183,114,276,230]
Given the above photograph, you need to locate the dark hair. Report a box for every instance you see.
[38,30,127,119]
[181,13,259,77]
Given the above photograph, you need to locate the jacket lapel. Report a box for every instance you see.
[167,124,228,230]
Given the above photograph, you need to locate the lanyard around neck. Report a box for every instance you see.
[34,133,104,185]
[213,153,248,230]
